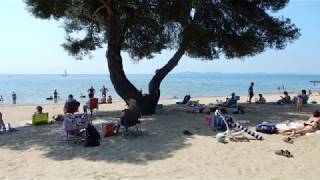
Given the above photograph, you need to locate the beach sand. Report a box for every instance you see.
[1,93,320,179]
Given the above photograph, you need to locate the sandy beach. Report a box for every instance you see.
[1,93,320,179]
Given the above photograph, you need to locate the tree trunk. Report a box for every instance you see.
[105,1,142,110]
[104,0,186,114]
[145,46,186,114]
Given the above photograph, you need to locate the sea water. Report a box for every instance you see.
[0,73,319,105]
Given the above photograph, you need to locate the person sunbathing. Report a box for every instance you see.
[281,110,320,136]
[186,104,217,114]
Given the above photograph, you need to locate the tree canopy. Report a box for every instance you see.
[25,0,299,60]
[25,0,300,114]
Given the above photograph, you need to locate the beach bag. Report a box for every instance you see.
[85,124,101,147]
[104,123,116,137]
[256,123,278,134]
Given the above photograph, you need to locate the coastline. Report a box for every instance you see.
[1,92,319,127]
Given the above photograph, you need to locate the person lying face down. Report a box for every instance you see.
[281,110,320,136]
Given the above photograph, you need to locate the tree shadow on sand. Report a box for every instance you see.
[0,108,215,164]
[1,103,319,164]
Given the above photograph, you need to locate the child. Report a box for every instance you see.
[107,95,112,104]
[35,106,43,114]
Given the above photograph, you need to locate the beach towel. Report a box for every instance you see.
[0,123,17,133]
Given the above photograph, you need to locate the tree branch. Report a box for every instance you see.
[149,44,186,94]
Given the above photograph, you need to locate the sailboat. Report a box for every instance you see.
[62,69,68,77]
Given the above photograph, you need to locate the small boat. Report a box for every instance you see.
[80,94,86,98]
[46,96,53,100]
[62,69,68,77]
[310,81,320,86]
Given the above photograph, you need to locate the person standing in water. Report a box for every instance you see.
[12,91,17,104]
[100,85,108,97]
[88,86,96,98]
[54,89,58,103]
[248,82,254,103]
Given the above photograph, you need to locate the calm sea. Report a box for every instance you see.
[0,73,319,105]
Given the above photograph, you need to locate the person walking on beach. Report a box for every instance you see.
[12,91,17,104]
[88,86,96,98]
[248,82,254,103]
[54,89,58,103]
[0,95,4,103]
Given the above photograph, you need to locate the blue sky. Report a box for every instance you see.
[0,0,319,74]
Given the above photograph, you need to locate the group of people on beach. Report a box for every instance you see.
[46,85,113,104]
[86,85,112,104]
[0,91,17,104]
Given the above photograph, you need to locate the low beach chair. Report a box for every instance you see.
[32,113,49,125]
[176,95,191,105]
[61,113,90,142]
[120,108,142,136]
[213,110,263,140]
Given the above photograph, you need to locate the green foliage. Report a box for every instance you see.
[25,0,299,60]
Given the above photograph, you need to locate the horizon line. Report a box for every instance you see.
[1,72,320,76]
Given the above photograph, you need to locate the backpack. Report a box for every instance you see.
[256,123,278,134]
[85,124,101,147]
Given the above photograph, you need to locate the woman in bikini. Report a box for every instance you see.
[282,110,320,135]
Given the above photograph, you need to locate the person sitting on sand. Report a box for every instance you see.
[281,110,320,136]
[107,95,112,104]
[221,92,238,107]
[255,94,266,104]
[64,94,80,113]
[0,112,6,130]
[34,106,43,115]
[277,91,292,105]
[292,90,309,105]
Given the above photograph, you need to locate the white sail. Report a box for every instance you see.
[62,69,67,77]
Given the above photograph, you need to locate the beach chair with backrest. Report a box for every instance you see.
[32,113,49,125]
[120,108,142,135]
[176,95,191,105]
[213,110,263,140]
[62,113,90,142]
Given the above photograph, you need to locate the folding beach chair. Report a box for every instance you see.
[119,108,142,136]
[213,110,263,140]
[176,95,191,105]
[61,113,90,142]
